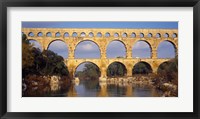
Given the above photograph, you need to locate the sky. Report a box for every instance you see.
[24,22,177,71]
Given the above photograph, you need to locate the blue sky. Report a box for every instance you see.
[24,22,177,71]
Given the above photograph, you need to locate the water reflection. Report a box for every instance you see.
[23,77,163,97]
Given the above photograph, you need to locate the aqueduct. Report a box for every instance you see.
[22,28,178,78]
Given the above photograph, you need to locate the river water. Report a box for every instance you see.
[23,77,163,97]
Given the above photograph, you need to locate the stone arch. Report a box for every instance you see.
[148,33,153,38]
[131,32,136,38]
[156,33,161,38]
[27,39,42,51]
[106,39,127,58]
[74,40,101,58]
[97,32,102,37]
[74,61,101,77]
[157,61,170,73]
[47,39,69,58]
[172,33,178,38]
[132,61,153,74]
[47,39,68,49]
[114,33,119,37]
[28,32,34,37]
[89,32,94,37]
[72,32,78,37]
[46,32,52,37]
[157,40,177,58]
[106,61,127,77]
[105,32,110,37]
[64,32,69,37]
[122,32,128,37]
[132,40,152,58]
[140,33,144,38]
[37,32,43,37]
[80,32,86,37]
[164,33,169,38]
[55,32,61,37]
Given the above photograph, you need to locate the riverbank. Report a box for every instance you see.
[22,75,71,96]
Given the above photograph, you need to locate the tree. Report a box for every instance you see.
[107,62,127,77]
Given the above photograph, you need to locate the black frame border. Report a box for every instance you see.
[0,0,200,119]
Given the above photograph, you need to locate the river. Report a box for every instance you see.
[23,77,163,97]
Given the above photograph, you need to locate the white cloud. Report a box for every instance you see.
[81,43,94,50]
[133,41,150,49]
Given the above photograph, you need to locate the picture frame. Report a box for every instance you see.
[0,0,199,118]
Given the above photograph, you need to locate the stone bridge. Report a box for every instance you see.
[22,28,178,78]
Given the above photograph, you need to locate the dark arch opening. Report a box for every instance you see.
[28,39,42,51]
[148,33,152,38]
[28,32,34,37]
[140,33,144,38]
[64,32,69,37]
[107,62,127,77]
[157,40,176,58]
[47,39,68,59]
[132,61,152,74]
[132,40,152,58]
[89,32,94,37]
[75,62,101,80]
[37,32,43,37]
[74,40,101,59]
[55,32,61,37]
[80,32,86,37]
[46,32,52,37]
[106,40,127,58]
[105,32,110,37]
[131,32,136,38]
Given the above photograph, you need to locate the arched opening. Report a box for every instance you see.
[164,33,169,38]
[122,33,128,38]
[156,33,161,38]
[37,32,43,37]
[132,61,152,74]
[140,33,144,38]
[28,32,34,37]
[89,32,94,37]
[47,40,68,59]
[157,60,178,82]
[74,40,101,58]
[46,32,52,37]
[64,32,69,37]
[157,40,176,58]
[131,32,136,38]
[72,32,78,37]
[55,32,61,37]
[107,62,127,77]
[75,62,101,80]
[106,40,126,58]
[148,33,152,38]
[132,40,151,58]
[114,33,119,37]
[97,32,102,37]
[80,32,86,37]
[172,33,177,38]
[28,39,42,51]
[105,32,110,37]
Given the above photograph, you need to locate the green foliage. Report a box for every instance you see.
[132,62,152,74]
[22,34,69,78]
[75,63,100,80]
[157,56,178,82]
[107,62,127,77]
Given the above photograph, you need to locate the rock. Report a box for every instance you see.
[99,77,107,82]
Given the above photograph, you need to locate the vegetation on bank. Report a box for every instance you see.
[107,62,127,77]
[22,34,70,95]
[152,56,178,96]
[22,34,69,78]
[75,63,100,80]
